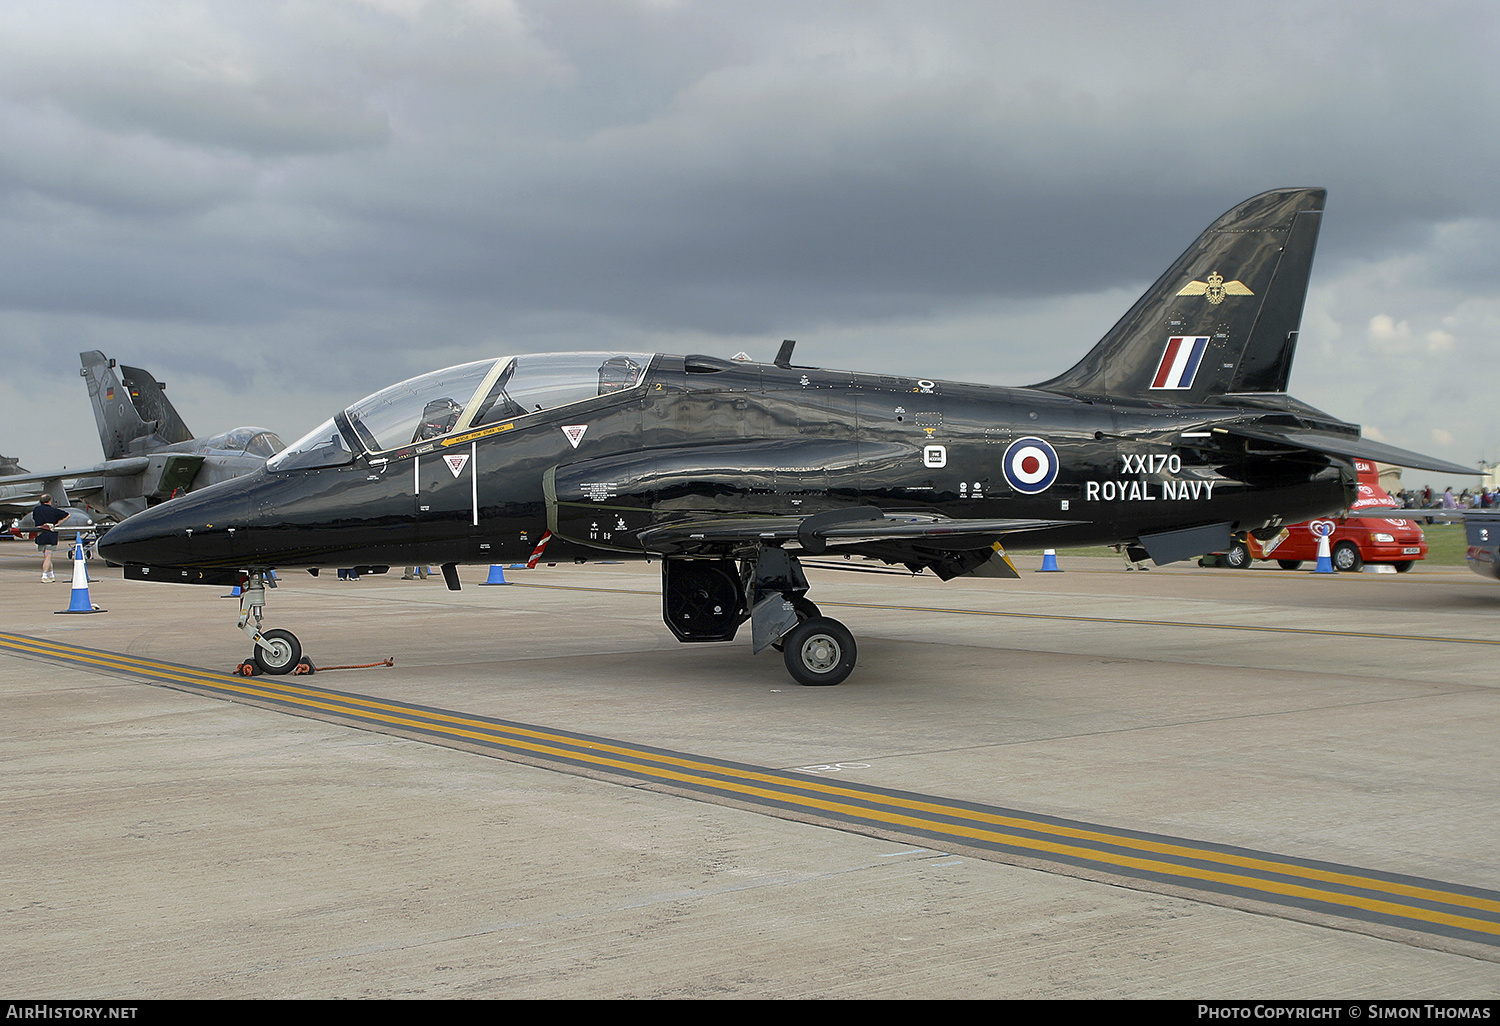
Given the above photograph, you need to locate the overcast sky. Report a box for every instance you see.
[3,0,1497,491]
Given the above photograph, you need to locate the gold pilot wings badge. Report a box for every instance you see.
[1176,271,1254,305]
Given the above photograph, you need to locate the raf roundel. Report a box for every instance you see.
[1003,436,1059,494]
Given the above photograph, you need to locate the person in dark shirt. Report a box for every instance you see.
[31,494,69,582]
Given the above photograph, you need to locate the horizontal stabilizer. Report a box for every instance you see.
[1346,508,1462,521]
[1217,425,1477,476]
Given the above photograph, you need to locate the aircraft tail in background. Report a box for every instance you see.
[82,350,193,460]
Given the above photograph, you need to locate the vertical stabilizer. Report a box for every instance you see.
[82,351,193,459]
[1031,188,1325,403]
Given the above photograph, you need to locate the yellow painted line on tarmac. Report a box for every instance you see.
[3,629,1498,948]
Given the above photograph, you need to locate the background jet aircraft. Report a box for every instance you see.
[0,455,100,539]
[100,188,1475,685]
[1,352,285,524]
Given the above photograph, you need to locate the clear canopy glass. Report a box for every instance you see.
[267,353,652,472]
[205,426,285,457]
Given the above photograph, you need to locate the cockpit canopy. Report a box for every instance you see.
[267,352,652,472]
[201,426,285,458]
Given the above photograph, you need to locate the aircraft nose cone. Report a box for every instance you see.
[98,499,200,567]
[98,471,263,568]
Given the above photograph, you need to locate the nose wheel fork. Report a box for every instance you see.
[235,572,311,675]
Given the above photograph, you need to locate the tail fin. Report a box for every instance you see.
[1031,187,1325,403]
[82,351,193,459]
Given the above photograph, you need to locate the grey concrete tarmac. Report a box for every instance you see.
[2,545,1497,998]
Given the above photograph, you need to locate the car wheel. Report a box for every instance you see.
[1392,561,1414,573]
[1332,542,1363,573]
[1224,541,1251,569]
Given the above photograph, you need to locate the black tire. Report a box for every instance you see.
[1223,541,1252,569]
[252,628,302,675]
[791,597,821,621]
[781,616,856,687]
[1392,561,1414,573]
[1277,559,1304,571]
[1332,542,1363,573]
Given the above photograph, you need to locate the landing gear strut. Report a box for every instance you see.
[236,571,306,674]
[752,549,856,686]
[660,547,860,686]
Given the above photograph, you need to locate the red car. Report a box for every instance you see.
[1218,460,1427,572]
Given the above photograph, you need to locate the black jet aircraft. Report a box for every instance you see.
[2,352,285,524]
[99,188,1474,685]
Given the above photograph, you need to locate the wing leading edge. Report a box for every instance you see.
[633,510,1079,555]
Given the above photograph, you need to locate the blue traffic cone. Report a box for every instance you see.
[56,540,105,614]
[1312,533,1336,574]
[479,564,510,586]
[1038,549,1062,572]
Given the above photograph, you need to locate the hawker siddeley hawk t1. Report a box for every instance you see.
[98,188,1473,685]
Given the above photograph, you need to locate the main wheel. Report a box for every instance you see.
[781,617,856,687]
[252,628,302,675]
[1332,542,1363,573]
[1277,559,1304,571]
[1223,541,1252,569]
[1392,561,1414,573]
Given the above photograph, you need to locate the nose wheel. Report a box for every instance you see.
[251,628,302,675]
[235,572,310,675]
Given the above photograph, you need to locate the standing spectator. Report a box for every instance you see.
[31,493,69,582]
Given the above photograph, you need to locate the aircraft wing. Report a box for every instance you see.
[0,457,151,485]
[546,439,1082,577]
[627,508,1082,581]
[0,475,105,516]
[10,505,103,536]
[1213,424,1478,476]
[634,510,1080,556]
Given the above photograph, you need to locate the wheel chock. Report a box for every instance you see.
[236,660,261,676]
[293,658,317,675]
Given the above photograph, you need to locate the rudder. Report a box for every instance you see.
[82,351,193,459]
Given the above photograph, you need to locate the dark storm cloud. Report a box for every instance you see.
[3,0,1499,475]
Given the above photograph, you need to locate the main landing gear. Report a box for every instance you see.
[235,571,310,675]
[661,547,859,686]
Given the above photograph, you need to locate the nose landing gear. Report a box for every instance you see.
[235,571,309,675]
